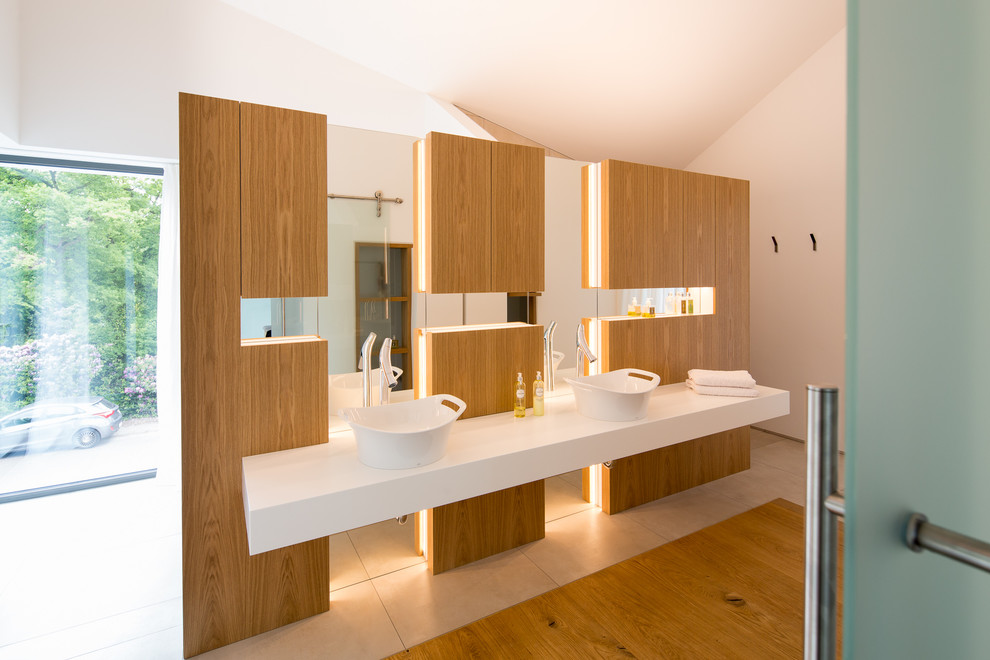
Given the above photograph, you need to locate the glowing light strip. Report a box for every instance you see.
[417,331,427,398]
[416,140,427,293]
[418,509,428,558]
[589,318,601,376]
[587,163,602,288]
[589,463,602,507]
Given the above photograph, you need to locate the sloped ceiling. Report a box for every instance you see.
[220,0,844,167]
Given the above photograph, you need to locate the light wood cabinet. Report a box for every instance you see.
[586,160,716,289]
[416,132,544,293]
[240,102,327,299]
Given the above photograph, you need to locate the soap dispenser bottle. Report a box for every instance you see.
[514,372,526,417]
[533,371,545,416]
[627,296,639,316]
[687,289,695,314]
[665,291,675,315]
[644,298,655,318]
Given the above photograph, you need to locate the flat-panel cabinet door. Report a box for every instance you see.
[602,159,651,289]
[681,170,716,287]
[492,142,544,292]
[650,166,684,288]
[427,132,492,293]
[240,102,327,299]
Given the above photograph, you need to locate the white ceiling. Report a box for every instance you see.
[220,0,845,168]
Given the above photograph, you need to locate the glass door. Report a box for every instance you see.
[846,1,990,655]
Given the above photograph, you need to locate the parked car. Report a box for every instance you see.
[0,397,122,456]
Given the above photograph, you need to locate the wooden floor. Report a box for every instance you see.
[390,499,842,659]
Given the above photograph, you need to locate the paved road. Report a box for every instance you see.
[0,420,161,494]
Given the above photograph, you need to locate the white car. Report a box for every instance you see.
[0,397,122,456]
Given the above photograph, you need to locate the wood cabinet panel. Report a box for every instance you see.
[240,102,327,299]
[714,176,750,370]
[425,480,545,574]
[180,92,244,658]
[601,159,651,289]
[598,315,713,385]
[180,94,330,657]
[426,132,492,293]
[600,428,750,514]
[424,324,543,419]
[650,166,684,287]
[492,141,545,292]
[681,170,716,287]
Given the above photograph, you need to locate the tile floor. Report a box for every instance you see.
[0,428,839,660]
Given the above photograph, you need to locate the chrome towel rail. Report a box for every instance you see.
[805,385,843,660]
[328,190,403,217]
[906,513,990,574]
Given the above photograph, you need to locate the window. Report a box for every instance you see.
[0,156,164,499]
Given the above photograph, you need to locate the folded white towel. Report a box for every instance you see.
[686,379,759,397]
[687,369,756,389]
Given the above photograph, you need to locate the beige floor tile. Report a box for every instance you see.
[347,518,424,579]
[752,437,807,475]
[197,580,403,660]
[749,427,783,449]
[373,549,557,648]
[544,475,593,522]
[330,531,370,591]
[521,506,667,587]
[699,462,806,508]
[0,599,180,660]
[557,468,584,490]
[71,626,181,660]
[621,487,754,541]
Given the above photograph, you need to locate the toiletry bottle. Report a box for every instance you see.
[533,371,545,416]
[514,372,526,417]
[627,296,639,316]
[679,290,687,315]
[665,291,675,315]
[644,298,654,318]
[687,289,694,314]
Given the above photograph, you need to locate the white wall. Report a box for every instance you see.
[688,28,846,444]
[0,0,18,145]
[15,0,476,161]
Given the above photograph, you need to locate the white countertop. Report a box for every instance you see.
[242,382,789,555]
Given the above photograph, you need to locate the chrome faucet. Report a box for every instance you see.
[544,321,558,392]
[359,331,377,407]
[576,323,597,374]
[379,337,399,405]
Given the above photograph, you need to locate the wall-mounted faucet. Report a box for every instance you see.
[544,321,558,392]
[576,323,597,374]
[379,337,399,405]
[359,331,377,407]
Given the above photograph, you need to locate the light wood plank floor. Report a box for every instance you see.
[390,499,842,659]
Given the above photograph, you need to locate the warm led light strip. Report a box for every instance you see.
[589,463,602,507]
[586,162,602,288]
[417,509,428,559]
[415,139,427,293]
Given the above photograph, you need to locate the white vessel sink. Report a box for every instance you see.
[329,367,402,415]
[339,394,467,469]
[564,368,661,421]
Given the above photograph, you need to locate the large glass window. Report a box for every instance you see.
[0,157,164,498]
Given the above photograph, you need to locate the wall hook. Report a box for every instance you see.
[810,233,817,251]
[771,236,778,253]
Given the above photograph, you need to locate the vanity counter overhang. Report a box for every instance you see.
[242,383,789,555]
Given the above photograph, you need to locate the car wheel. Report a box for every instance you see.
[71,427,101,449]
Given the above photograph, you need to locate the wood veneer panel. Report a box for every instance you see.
[394,500,839,659]
[181,95,330,657]
[180,93,244,658]
[240,102,327,298]
[714,176,750,370]
[651,165,684,287]
[426,132,492,293]
[492,141,544,292]
[427,480,545,574]
[601,159,650,289]
[682,170,716,287]
[601,428,750,514]
[239,339,329,633]
[425,324,543,418]
[598,315,714,385]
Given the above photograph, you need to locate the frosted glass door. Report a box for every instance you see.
[846,1,990,656]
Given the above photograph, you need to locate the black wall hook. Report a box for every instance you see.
[810,233,817,251]
[771,236,778,253]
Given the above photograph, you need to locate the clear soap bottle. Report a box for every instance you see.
[627,296,640,316]
[533,371,545,416]
[514,372,526,418]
